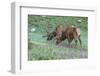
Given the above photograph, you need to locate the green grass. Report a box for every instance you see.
[28,15,88,60]
[28,43,88,60]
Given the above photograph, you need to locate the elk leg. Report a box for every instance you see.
[68,39,70,44]
[75,39,77,46]
[78,37,82,47]
[68,39,72,48]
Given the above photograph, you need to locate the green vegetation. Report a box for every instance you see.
[28,15,88,60]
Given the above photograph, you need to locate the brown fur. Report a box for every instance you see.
[55,25,82,46]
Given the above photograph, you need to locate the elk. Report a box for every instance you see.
[45,25,82,46]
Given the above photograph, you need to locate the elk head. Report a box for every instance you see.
[46,30,56,40]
